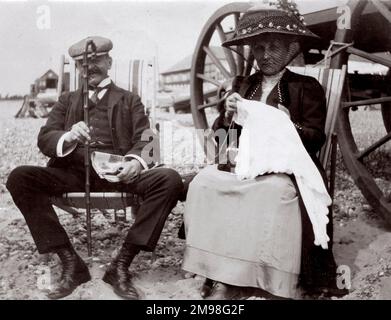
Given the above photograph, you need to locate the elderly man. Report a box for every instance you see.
[6,36,183,300]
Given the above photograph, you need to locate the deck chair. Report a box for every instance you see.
[287,65,347,199]
[50,59,160,254]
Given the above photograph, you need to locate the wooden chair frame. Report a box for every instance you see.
[288,65,347,197]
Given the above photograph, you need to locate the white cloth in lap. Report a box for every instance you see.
[234,99,331,249]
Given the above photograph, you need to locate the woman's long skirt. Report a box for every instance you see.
[182,165,302,299]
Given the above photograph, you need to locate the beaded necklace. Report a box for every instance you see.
[248,76,283,104]
[246,72,304,132]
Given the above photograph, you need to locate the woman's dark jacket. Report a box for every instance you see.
[212,69,338,291]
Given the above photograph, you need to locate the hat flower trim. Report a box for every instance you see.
[237,0,308,38]
[272,0,305,22]
[238,22,305,37]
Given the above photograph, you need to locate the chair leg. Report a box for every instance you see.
[86,208,92,257]
[123,206,128,221]
[329,133,338,202]
[53,203,80,218]
[98,209,111,219]
[130,205,140,220]
[114,208,127,222]
[150,251,157,263]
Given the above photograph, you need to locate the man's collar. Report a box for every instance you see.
[88,77,112,90]
[88,77,112,100]
[96,77,112,88]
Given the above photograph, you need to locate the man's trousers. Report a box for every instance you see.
[6,165,183,254]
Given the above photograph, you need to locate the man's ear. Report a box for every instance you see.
[75,60,83,72]
[107,55,113,69]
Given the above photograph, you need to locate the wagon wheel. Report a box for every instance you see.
[190,0,391,223]
[190,2,253,159]
[332,0,391,223]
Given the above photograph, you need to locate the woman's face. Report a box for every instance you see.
[250,34,300,76]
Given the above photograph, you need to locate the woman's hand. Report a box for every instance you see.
[225,92,243,115]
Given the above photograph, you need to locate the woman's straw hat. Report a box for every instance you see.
[222,0,319,47]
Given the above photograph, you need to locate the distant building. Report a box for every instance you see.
[31,69,58,97]
[160,46,229,93]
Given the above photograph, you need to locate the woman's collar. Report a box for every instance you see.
[262,68,286,84]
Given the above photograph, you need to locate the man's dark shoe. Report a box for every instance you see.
[304,285,350,299]
[47,247,91,300]
[318,286,350,298]
[102,245,140,300]
[102,264,139,300]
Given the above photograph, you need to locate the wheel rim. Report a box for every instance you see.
[190,2,253,132]
[381,70,391,132]
[190,1,391,220]
[382,102,391,133]
[332,0,391,222]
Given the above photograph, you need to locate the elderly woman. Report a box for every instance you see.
[182,2,347,299]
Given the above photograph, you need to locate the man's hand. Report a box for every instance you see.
[64,121,91,144]
[225,92,243,115]
[116,159,142,184]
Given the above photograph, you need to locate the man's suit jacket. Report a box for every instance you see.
[38,83,154,168]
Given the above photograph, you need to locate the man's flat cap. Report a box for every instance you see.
[68,36,113,60]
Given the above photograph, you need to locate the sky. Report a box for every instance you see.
[0,0,346,95]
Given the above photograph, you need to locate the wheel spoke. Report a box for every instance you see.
[233,13,245,75]
[197,100,219,111]
[203,46,232,79]
[343,96,391,109]
[356,131,391,161]
[244,53,255,76]
[216,23,237,75]
[346,47,391,68]
[197,94,226,111]
[372,0,391,24]
[236,46,245,76]
[197,73,222,87]
[234,12,240,29]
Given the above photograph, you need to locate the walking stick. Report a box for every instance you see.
[82,40,97,257]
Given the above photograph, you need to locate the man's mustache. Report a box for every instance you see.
[88,67,101,74]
